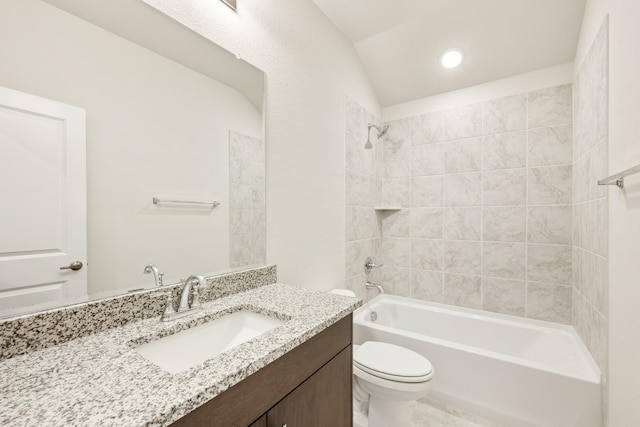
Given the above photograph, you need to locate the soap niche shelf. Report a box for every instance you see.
[374,206,402,211]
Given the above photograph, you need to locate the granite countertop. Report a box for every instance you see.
[0,283,361,427]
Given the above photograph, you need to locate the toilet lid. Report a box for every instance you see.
[354,341,433,382]
[328,288,356,297]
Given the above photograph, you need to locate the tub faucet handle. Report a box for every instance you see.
[364,257,384,274]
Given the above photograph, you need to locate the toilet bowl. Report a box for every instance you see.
[353,341,434,427]
[326,289,434,426]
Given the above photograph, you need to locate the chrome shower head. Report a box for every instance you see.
[375,124,389,138]
[365,123,389,149]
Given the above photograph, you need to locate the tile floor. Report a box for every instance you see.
[409,398,505,427]
[355,397,506,427]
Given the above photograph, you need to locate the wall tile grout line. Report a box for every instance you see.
[525,91,530,318]
[480,101,485,310]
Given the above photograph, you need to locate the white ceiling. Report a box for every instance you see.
[312,0,586,107]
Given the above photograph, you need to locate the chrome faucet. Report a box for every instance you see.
[178,275,204,312]
[364,257,385,295]
[143,264,164,287]
[159,274,205,322]
[365,282,385,294]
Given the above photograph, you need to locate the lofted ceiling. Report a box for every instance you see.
[312,0,586,107]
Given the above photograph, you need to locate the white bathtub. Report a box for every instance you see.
[353,294,601,427]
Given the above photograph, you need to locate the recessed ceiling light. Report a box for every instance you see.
[440,48,464,69]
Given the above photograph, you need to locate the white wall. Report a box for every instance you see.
[143,0,381,290]
[0,0,261,295]
[383,63,573,121]
[576,1,640,425]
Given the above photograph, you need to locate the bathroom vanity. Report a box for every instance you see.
[0,279,360,427]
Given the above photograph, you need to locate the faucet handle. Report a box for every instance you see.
[190,275,205,309]
[151,289,177,321]
[191,281,202,309]
[364,257,384,274]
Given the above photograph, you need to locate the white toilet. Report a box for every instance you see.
[327,289,434,427]
[353,341,434,427]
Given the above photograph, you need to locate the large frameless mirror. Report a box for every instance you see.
[0,0,265,317]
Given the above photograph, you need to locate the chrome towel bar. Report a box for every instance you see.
[152,197,220,207]
[598,164,640,189]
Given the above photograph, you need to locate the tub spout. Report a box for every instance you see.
[365,282,384,294]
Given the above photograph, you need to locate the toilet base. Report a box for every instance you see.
[367,395,411,427]
[353,406,369,427]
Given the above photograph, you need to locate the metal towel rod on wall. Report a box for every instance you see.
[598,164,640,189]
[152,197,220,207]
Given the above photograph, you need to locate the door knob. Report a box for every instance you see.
[60,261,83,271]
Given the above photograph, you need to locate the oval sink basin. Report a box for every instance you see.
[135,310,284,374]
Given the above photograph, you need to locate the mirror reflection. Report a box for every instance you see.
[0,0,265,317]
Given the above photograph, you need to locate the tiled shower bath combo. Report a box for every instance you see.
[344,17,609,426]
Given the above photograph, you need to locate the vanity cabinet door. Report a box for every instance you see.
[267,346,352,427]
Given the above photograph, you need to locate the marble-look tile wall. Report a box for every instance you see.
[229,131,266,267]
[344,97,383,298]
[572,18,609,423]
[378,84,574,323]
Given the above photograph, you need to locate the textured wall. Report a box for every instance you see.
[576,0,640,424]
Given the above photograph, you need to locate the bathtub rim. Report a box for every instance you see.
[354,294,601,385]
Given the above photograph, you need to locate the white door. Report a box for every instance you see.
[0,86,86,316]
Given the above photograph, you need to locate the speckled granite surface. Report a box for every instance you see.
[0,283,361,427]
[0,265,277,360]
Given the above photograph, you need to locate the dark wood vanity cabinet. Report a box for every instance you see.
[266,346,351,427]
[171,314,353,427]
